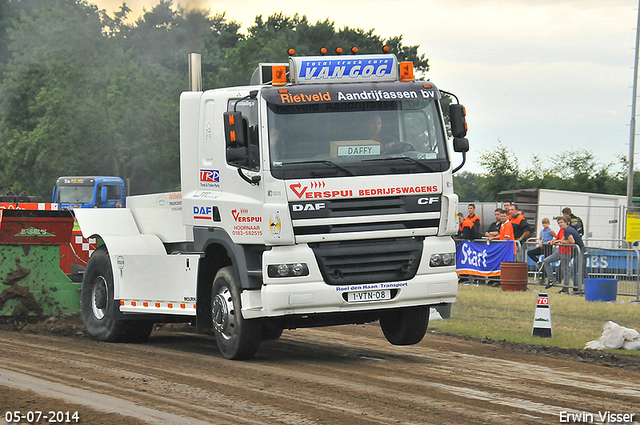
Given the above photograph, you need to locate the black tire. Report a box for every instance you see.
[379,306,429,345]
[261,320,283,341]
[211,266,261,359]
[81,246,153,343]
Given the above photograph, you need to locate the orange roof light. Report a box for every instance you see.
[320,47,327,55]
[382,45,390,53]
[399,61,414,82]
[272,65,287,87]
[287,48,295,56]
[351,46,359,54]
[335,47,343,54]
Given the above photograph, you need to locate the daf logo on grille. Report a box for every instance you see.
[292,203,326,211]
[417,197,439,205]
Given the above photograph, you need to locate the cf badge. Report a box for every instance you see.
[417,197,439,205]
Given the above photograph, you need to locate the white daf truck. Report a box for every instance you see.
[76,52,469,359]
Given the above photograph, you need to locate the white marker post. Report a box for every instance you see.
[532,292,552,338]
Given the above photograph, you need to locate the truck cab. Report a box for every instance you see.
[53,176,126,209]
[74,52,469,359]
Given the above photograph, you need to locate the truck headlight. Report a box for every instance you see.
[268,263,309,277]
[430,253,455,267]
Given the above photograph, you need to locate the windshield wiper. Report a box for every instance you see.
[363,156,435,172]
[284,160,355,176]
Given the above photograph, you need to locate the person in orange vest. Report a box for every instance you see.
[458,205,481,240]
[506,203,531,245]
[455,213,465,240]
[461,203,481,240]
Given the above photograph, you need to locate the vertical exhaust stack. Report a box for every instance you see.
[188,53,202,91]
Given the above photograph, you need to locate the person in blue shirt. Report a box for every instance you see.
[527,217,556,264]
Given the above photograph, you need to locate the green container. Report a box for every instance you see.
[0,245,81,316]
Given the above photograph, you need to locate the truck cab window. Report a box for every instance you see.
[263,82,449,179]
[106,185,121,200]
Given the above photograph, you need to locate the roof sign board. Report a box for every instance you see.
[289,54,398,84]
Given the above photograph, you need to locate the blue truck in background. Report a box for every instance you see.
[53,176,126,209]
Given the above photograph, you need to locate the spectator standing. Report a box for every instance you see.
[455,213,465,240]
[485,208,502,238]
[506,203,532,245]
[460,203,481,240]
[488,209,513,241]
[562,207,584,236]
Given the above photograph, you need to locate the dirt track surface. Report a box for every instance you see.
[1,317,639,425]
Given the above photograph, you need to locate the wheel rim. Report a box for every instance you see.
[212,285,235,340]
[91,276,108,320]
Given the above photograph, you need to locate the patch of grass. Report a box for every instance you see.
[431,283,640,355]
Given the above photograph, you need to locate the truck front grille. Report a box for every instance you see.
[309,237,423,285]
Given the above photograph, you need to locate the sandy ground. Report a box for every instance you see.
[0,315,639,425]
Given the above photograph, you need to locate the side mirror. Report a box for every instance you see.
[100,186,108,204]
[224,111,250,167]
[453,137,469,153]
[223,111,247,148]
[449,104,467,138]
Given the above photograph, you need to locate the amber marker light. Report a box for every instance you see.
[382,45,390,53]
[320,47,327,55]
[399,61,415,82]
[272,64,287,86]
[423,84,432,89]
[335,47,343,54]
[287,48,295,55]
[351,46,359,54]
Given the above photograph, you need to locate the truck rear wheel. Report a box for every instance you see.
[211,266,261,359]
[81,246,153,342]
[379,306,429,345]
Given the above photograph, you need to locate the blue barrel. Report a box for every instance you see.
[584,278,617,302]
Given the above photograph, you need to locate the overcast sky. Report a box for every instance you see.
[93,0,640,174]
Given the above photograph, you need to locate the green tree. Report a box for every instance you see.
[475,141,521,200]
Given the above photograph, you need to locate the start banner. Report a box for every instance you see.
[456,240,515,277]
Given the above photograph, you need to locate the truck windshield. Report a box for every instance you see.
[263,82,449,179]
[57,186,94,205]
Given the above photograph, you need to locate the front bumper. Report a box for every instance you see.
[240,237,457,319]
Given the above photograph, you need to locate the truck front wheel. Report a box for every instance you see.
[81,246,153,342]
[211,266,261,359]
[379,306,429,345]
